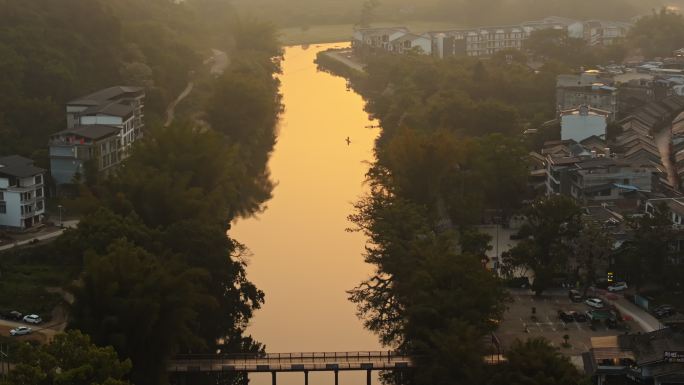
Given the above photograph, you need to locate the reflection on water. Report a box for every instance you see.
[230,43,382,385]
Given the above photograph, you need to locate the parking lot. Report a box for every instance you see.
[496,289,643,356]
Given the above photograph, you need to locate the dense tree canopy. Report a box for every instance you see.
[629,8,684,59]
[0,0,240,158]
[356,52,560,148]
[502,196,583,295]
[524,29,627,67]
[615,205,680,290]
[348,158,506,384]
[487,338,586,385]
[1,330,132,385]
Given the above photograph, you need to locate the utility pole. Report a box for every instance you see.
[57,204,63,228]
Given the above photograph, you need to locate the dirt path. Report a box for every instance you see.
[654,126,678,188]
[164,82,195,127]
[164,49,229,128]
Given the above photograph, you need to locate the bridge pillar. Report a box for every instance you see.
[334,370,339,385]
[304,370,309,385]
[271,371,277,385]
[367,369,372,385]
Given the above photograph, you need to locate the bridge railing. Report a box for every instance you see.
[168,351,415,373]
[173,351,407,362]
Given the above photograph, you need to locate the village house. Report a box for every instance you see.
[352,27,409,52]
[585,329,684,385]
[51,86,146,186]
[49,125,122,185]
[65,86,145,158]
[388,33,432,55]
[556,72,618,119]
[0,156,46,230]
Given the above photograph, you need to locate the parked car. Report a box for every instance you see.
[573,312,588,322]
[608,282,628,292]
[558,310,576,322]
[585,298,605,308]
[569,289,583,302]
[9,326,32,336]
[22,314,42,324]
[653,305,676,319]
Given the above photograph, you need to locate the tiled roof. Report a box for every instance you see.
[0,155,44,178]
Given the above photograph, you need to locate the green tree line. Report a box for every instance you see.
[1,7,283,385]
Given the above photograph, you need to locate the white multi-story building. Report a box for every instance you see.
[389,33,433,55]
[352,27,410,52]
[431,25,532,58]
[66,86,145,160]
[583,20,632,46]
[0,156,46,230]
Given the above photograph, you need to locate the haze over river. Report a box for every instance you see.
[231,43,383,385]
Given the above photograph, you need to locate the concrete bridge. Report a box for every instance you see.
[168,351,413,385]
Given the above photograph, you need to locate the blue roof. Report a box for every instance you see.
[613,184,640,191]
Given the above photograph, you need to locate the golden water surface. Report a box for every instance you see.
[230,43,382,385]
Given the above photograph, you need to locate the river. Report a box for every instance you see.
[230,43,382,385]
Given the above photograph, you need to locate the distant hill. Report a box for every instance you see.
[233,0,682,28]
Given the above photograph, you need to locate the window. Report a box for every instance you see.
[0,202,5,214]
[36,188,43,198]
[0,191,3,200]
[35,175,42,185]
[36,201,44,211]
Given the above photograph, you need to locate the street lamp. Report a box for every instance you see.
[57,205,63,228]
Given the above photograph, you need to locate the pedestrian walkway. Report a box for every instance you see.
[0,220,79,252]
[604,296,663,332]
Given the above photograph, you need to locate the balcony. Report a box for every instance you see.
[7,182,43,193]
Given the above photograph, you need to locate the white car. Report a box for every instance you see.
[608,282,628,292]
[585,298,605,309]
[23,314,42,324]
[10,326,32,336]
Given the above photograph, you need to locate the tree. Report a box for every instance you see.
[629,8,684,58]
[572,222,613,295]
[105,124,269,226]
[348,168,506,385]
[1,330,131,385]
[615,205,677,290]
[502,196,582,295]
[487,338,586,385]
[69,240,215,385]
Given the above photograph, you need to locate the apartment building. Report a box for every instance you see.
[543,139,660,202]
[49,125,121,185]
[352,27,410,52]
[0,156,46,230]
[66,86,145,158]
[583,20,632,46]
[556,72,618,119]
[432,25,532,58]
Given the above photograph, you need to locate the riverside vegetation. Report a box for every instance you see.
[315,8,684,385]
[0,1,283,385]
